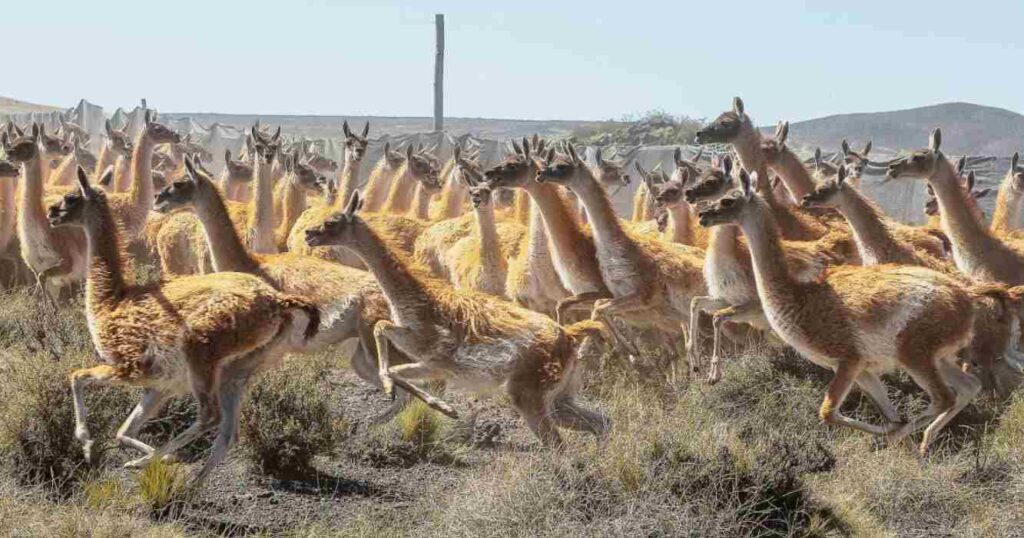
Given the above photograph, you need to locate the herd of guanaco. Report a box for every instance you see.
[2,95,1024,489]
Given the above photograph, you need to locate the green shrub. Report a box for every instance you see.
[241,358,344,479]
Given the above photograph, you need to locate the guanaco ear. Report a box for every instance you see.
[862,141,872,156]
[384,141,391,155]
[224,149,232,164]
[974,187,993,199]
[183,154,198,182]
[98,165,114,189]
[545,148,555,165]
[837,165,848,186]
[344,190,362,217]
[776,121,789,145]
[927,184,935,196]
[929,128,942,153]
[693,146,704,163]
[732,96,744,116]
[721,154,733,177]
[144,109,152,125]
[406,144,414,160]
[511,139,523,155]
[522,137,531,159]
[250,126,259,142]
[813,147,822,166]
[31,123,40,141]
[595,147,604,165]
[740,169,753,198]
[673,147,683,167]
[770,175,781,191]
[965,170,976,192]
[343,121,352,138]
[105,119,113,137]
[955,155,966,176]
[361,121,369,138]
[270,126,281,143]
[1011,152,1019,172]
[567,143,580,164]
[0,132,8,151]
[76,166,95,198]
[679,168,690,187]
[841,139,851,155]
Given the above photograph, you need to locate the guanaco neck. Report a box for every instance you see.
[348,227,432,326]
[737,196,798,298]
[18,157,49,232]
[474,201,502,272]
[382,164,417,214]
[409,184,433,220]
[435,163,465,219]
[929,155,1002,255]
[194,185,262,274]
[95,146,116,180]
[514,190,531,226]
[833,187,906,264]
[523,180,599,288]
[566,172,639,263]
[0,177,16,251]
[276,179,308,242]
[770,148,817,201]
[335,152,364,210]
[83,202,128,311]
[664,202,695,244]
[732,122,771,194]
[48,153,77,187]
[249,157,277,253]
[990,174,1021,236]
[129,134,156,210]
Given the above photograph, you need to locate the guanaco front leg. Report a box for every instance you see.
[707,301,765,384]
[687,296,730,374]
[386,363,459,419]
[372,320,398,398]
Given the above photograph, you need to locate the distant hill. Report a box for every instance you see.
[0,96,60,115]
[770,102,1024,157]
[160,113,609,141]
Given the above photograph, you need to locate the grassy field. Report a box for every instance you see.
[1,283,1023,537]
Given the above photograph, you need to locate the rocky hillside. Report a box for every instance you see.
[0,96,59,115]
[773,102,1024,156]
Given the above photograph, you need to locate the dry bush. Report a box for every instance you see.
[241,355,345,479]
[0,291,135,493]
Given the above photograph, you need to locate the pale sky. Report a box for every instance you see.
[6,0,1023,123]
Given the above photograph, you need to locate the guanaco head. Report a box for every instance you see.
[2,124,41,163]
[801,165,852,209]
[405,144,441,191]
[47,166,114,228]
[673,146,704,179]
[694,97,748,145]
[684,155,735,204]
[468,183,494,208]
[634,160,669,197]
[382,141,406,168]
[654,169,693,209]
[342,120,370,162]
[306,151,339,173]
[171,133,212,163]
[592,147,630,186]
[1004,152,1024,195]
[104,119,134,157]
[0,159,19,178]
[71,138,97,171]
[535,143,594,188]
[224,149,254,183]
[304,191,368,247]
[59,115,90,145]
[141,110,182,145]
[841,139,872,178]
[291,156,323,194]
[886,128,943,181]
[813,147,840,179]
[482,137,536,189]
[153,155,217,214]
[251,125,282,164]
[759,121,790,165]
[697,169,758,228]
[38,123,72,159]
